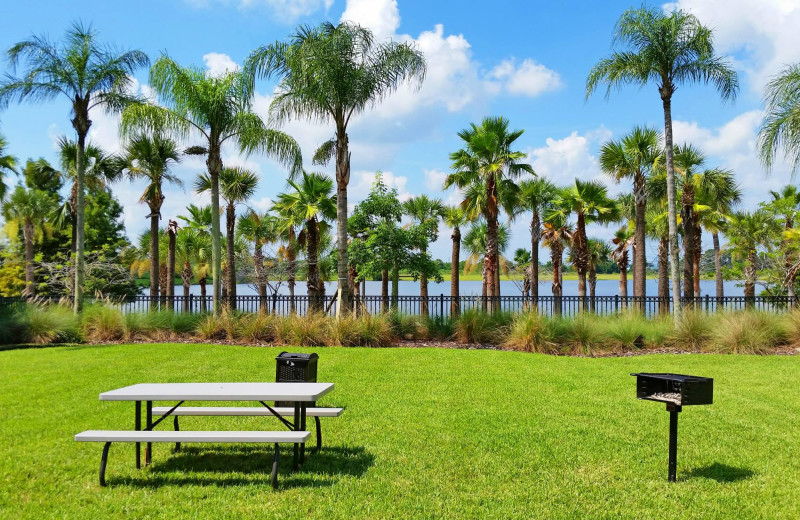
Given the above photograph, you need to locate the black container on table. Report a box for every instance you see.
[275,352,318,407]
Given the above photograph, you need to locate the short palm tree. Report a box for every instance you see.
[0,134,19,201]
[541,214,572,316]
[443,206,467,316]
[726,211,780,302]
[237,210,280,311]
[548,180,619,309]
[587,238,612,310]
[587,5,738,320]
[274,172,337,312]
[196,167,258,309]
[763,186,800,300]
[2,185,54,296]
[599,126,661,303]
[121,56,301,313]
[178,204,213,311]
[121,133,181,300]
[672,144,706,299]
[247,22,426,316]
[611,226,635,306]
[447,116,533,311]
[403,195,445,316]
[175,227,210,311]
[463,221,510,307]
[0,22,148,311]
[759,63,800,173]
[515,177,557,306]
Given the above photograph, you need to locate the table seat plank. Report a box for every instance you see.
[76,430,310,443]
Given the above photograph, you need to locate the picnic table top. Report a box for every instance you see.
[99,382,334,402]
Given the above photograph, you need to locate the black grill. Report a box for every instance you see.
[275,352,318,407]
[631,372,714,482]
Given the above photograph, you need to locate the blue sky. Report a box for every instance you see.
[1,0,799,261]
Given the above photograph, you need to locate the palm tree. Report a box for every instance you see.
[599,126,661,304]
[463,221,511,309]
[447,116,533,312]
[443,206,466,316]
[178,204,213,311]
[548,180,619,309]
[0,134,18,201]
[274,172,337,312]
[587,6,738,320]
[196,167,258,309]
[247,22,426,316]
[121,57,301,314]
[763,186,800,300]
[2,186,54,296]
[515,177,557,307]
[175,227,210,312]
[0,22,148,312]
[587,238,612,312]
[611,226,635,307]
[272,195,303,314]
[403,195,445,316]
[726,211,780,303]
[542,215,572,316]
[237,210,280,312]
[121,133,181,301]
[671,144,706,299]
[759,64,800,173]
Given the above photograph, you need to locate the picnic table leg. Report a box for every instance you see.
[135,400,141,469]
[300,402,307,464]
[145,401,152,466]
[293,402,300,470]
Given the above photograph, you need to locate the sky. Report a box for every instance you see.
[1,0,799,262]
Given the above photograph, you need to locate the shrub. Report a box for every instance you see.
[237,312,276,343]
[386,312,421,340]
[196,311,229,340]
[670,309,713,350]
[356,314,395,347]
[28,305,82,344]
[708,311,787,354]
[326,316,361,347]
[454,309,511,344]
[603,313,647,351]
[82,305,125,342]
[421,315,455,341]
[285,313,328,346]
[565,313,607,354]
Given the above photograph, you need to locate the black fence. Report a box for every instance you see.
[0,294,798,318]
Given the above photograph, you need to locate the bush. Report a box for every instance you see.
[565,313,607,354]
[670,309,713,350]
[386,312,421,340]
[708,311,788,354]
[284,314,328,346]
[355,314,395,347]
[454,309,511,344]
[82,305,125,342]
[421,315,455,341]
[602,313,647,351]
[28,305,82,344]
[237,312,276,343]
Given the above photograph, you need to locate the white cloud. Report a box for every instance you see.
[203,52,240,77]
[185,0,333,22]
[526,128,613,189]
[490,58,563,97]
[424,169,447,192]
[341,0,400,40]
[349,170,411,202]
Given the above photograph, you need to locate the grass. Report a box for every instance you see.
[0,345,798,519]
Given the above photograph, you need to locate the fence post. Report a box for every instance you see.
[704,294,710,313]
[440,294,444,317]
[188,293,193,313]
[614,294,619,313]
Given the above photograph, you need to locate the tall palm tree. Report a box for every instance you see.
[0,134,18,201]
[599,126,661,304]
[726,211,780,303]
[541,215,572,316]
[763,186,800,300]
[121,133,181,301]
[587,6,738,320]
[515,177,557,307]
[0,22,148,312]
[238,210,280,311]
[443,206,466,316]
[403,195,445,316]
[759,63,800,173]
[121,56,301,314]
[274,172,336,312]
[611,226,635,307]
[447,116,533,312]
[247,22,426,316]
[548,180,619,309]
[196,167,258,310]
[2,186,54,296]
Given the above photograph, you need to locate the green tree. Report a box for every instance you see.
[121,133,181,300]
[2,185,55,296]
[23,158,62,193]
[1,22,148,311]
[447,116,533,311]
[178,204,213,311]
[587,6,738,319]
[238,210,279,311]
[247,22,426,316]
[0,134,18,200]
[121,56,301,313]
[515,177,557,306]
[463,220,511,309]
[759,64,800,173]
[726,211,780,302]
[403,195,445,316]
[541,214,572,316]
[587,238,612,310]
[443,206,466,316]
[762,186,800,300]
[599,126,661,304]
[611,226,634,306]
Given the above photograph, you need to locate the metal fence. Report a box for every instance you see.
[0,294,797,318]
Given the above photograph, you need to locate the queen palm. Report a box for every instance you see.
[587,6,738,320]
[3,186,54,296]
[447,116,533,312]
[403,195,445,316]
[611,226,635,307]
[542,215,572,316]
[121,133,181,300]
[247,22,426,316]
[515,177,557,306]
[726,211,780,303]
[443,206,466,316]
[121,56,301,314]
[759,63,800,173]
[238,210,280,311]
[599,126,661,303]
[0,22,148,311]
[0,135,18,201]
[196,167,258,309]
[548,180,619,309]
[763,186,800,300]
[274,172,336,312]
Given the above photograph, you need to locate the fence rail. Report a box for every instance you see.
[0,294,797,318]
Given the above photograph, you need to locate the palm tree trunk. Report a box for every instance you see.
[335,125,351,317]
[575,214,588,311]
[181,262,192,312]
[588,265,597,313]
[694,222,702,296]
[391,263,399,312]
[207,144,223,314]
[662,94,682,321]
[450,227,460,317]
[681,189,695,302]
[73,130,88,313]
[149,208,159,307]
[420,246,429,316]
[552,243,563,316]
[619,256,628,309]
[745,249,757,306]
[481,263,488,312]
[306,219,323,313]
[225,203,237,310]
[199,276,208,313]
[634,175,647,311]
[253,246,267,312]
[531,212,540,309]
[23,218,35,297]
[658,233,670,315]
[712,231,723,299]
[784,222,796,304]
[288,227,296,315]
[381,269,389,313]
[167,226,176,312]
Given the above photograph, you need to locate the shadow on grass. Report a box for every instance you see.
[111,445,374,489]
[687,463,755,483]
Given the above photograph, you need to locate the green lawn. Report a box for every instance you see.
[1,344,798,519]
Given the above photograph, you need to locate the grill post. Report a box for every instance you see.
[667,403,681,482]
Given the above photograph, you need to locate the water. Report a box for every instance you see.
[164,278,745,297]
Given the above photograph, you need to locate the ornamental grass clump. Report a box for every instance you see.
[355,314,395,347]
[505,312,561,353]
[27,304,81,344]
[81,305,126,342]
[708,311,788,354]
[564,313,607,354]
[237,312,277,343]
[602,312,648,351]
[454,309,511,344]
[421,315,455,341]
[670,309,713,350]
[386,312,421,340]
